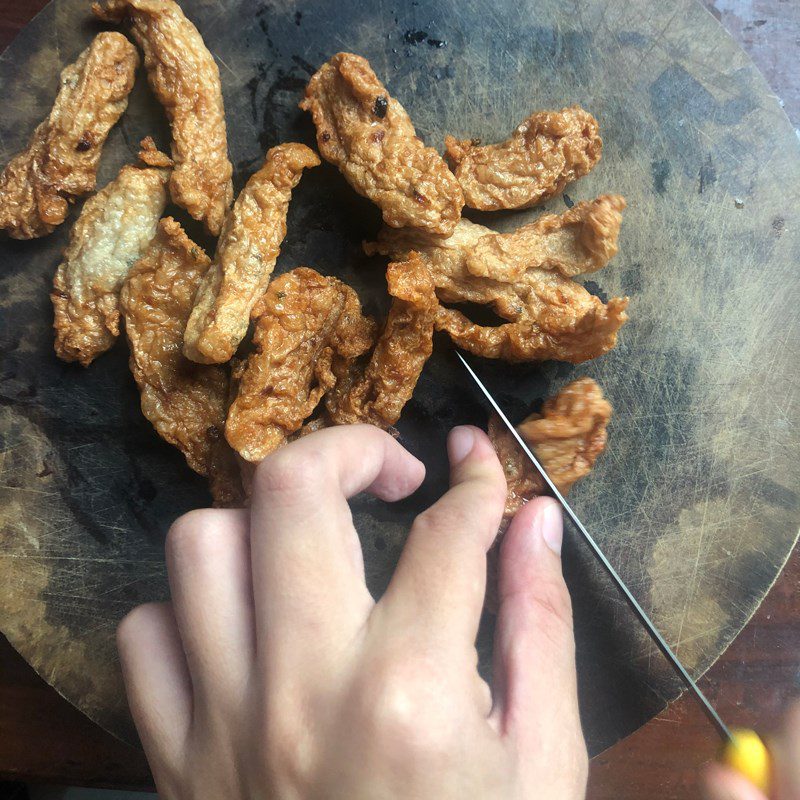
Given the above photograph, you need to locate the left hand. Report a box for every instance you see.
[117,423,587,799]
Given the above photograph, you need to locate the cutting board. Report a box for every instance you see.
[1,0,798,755]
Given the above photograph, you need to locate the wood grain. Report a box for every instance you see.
[0,1,798,797]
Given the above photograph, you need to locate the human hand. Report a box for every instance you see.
[118,424,587,799]
[703,702,800,800]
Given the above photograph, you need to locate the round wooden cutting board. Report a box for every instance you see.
[1,0,798,754]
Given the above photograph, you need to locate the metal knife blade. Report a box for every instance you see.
[455,350,732,743]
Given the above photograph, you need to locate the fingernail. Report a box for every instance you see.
[536,501,563,555]
[448,426,475,465]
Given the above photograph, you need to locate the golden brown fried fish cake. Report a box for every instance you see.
[437,288,627,364]
[490,377,611,521]
[489,415,546,522]
[137,135,174,168]
[0,32,138,239]
[52,155,170,366]
[95,0,233,236]
[367,206,628,364]
[326,253,437,428]
[225,268,375,462]
[444,107,602,211]
[300,52,463,236]
[466,194,626,282]
[183,143,321,365]
[120,217,242,504]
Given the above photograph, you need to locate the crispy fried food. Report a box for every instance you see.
[367,201,628,363]
[467,194,626,281]
[225,268,375,462]
[300,52,463,236]
[94,0,233,235]
[138,135,174,168]
[52,156,170,366]
[183,143,321,365]
[0,32,138,239]
[489,415,545,521]
[326,253,437,427]
[444,106,602,211]
[120,217,243,503]
[490,377,611,520]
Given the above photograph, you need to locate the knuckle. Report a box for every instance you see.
[360,659,455,761]
[415,484,505,538]
[259,702,312,792]
[413,503,456,536]
[473,479,508,511]
[165,509,228,564]
[116,601,166,649]
[254,447,324,498]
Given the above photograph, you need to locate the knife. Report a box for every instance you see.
[455,351,772,791]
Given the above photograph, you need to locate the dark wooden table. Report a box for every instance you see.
[0,0,798,796]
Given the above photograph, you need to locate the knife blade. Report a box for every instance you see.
[455,350,733,743]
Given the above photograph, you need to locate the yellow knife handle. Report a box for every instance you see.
[720,729,772,794]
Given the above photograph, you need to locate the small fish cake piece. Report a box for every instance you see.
[489,377,611,524]
[445,106,602,211]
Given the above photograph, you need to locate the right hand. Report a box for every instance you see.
[703,701,800,799]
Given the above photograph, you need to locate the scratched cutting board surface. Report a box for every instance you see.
[1,0,799,755]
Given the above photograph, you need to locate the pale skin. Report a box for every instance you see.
[118,423,797,799]
[118,424,587,799]
[703,702,800,800]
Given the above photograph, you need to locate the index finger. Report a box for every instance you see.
[250,425,425,647]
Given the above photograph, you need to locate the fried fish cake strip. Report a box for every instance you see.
[326,253,437,428]
[444,107,602,211]
[367,205,628,364]
[183,143,320,365]
[95,0,233,235]
[52,154,170,366]
[489,415,545,522]
[467,194,626,282]
[300,52,463,236]
[120,217,243,504]
[0,32,138,239]
[490,377,611,521]
[225,268,375,462]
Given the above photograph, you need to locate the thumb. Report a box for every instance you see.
[491,497,585,769]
